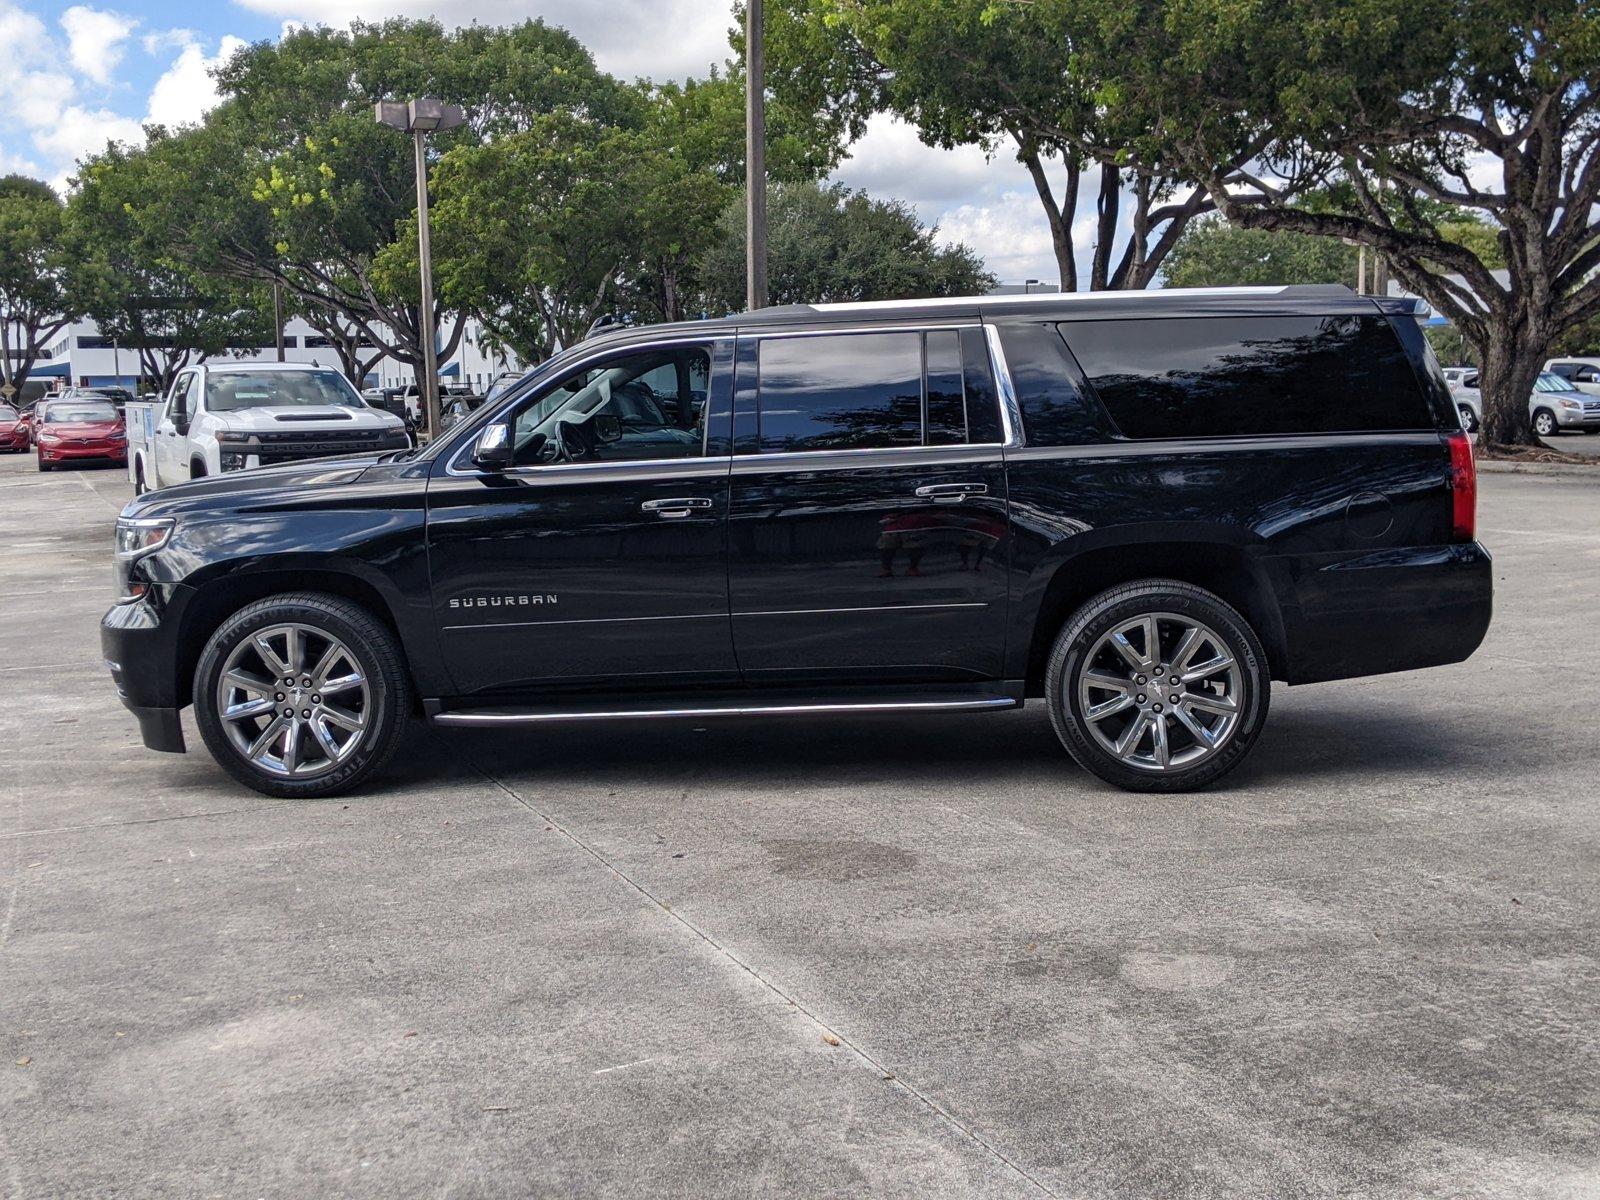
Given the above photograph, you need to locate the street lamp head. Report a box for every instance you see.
[408,97,466,133]
[374,98,466,133]
[374,100,410,131]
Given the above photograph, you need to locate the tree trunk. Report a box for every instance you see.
[1477,331,1544,447]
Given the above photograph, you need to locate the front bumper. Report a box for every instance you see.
[102,592,189,753]
[1554,408,1600,429]
[39,442,126,463]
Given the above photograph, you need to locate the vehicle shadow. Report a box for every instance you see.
[384,696,1533,796]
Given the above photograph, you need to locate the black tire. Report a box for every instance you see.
[1045,579,1271,793]
[133,461,148,495]
[1456,403,1479,434]
[1533,408,1559,437]
[190,458,208,479]
[36,456,51,472]
[192,593,411,798]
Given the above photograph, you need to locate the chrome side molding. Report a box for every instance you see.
[432,696,1020,727]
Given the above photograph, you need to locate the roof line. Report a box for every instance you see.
[808,285,1296,313]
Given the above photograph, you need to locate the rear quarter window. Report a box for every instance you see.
[1060,315,1434,439]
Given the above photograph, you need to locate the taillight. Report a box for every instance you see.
[1446,431,1476,542]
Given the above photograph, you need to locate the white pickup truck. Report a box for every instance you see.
[125,362,411,493]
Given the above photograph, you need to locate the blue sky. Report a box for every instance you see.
[0,0,1072,281]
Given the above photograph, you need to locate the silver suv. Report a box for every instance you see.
[1451,370,1600,436]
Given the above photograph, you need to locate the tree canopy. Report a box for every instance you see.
[0,176,79,399]
[1025,0,1600,443]
[700,181,994,312]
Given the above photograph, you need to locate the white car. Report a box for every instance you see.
[1451,370,1600,437]
[126,362,411,494]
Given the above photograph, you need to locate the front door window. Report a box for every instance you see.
[512,346,710,466]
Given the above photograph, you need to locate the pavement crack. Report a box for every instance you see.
[475,761,1057,1198]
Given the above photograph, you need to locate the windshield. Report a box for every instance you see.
[0,404,17,420]
[1534,372,1574,393]
[206,369,365,412]
[46,402,118,423]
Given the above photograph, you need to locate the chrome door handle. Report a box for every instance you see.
[641,496,714,519]
[915,483,988,503]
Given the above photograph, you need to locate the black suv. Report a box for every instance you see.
[103,286,1490,797]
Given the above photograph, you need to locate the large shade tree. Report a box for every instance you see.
[0,176,80,401]
[103,19,632,389]
[699,180,994,312]
[757,0,1263,291]
[1042,0,1600,445]
[68,150,273,394]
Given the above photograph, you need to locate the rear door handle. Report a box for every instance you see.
[641,496,714,519]
[915,482,988,503]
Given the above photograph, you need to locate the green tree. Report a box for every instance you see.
[67,149,273,395]
[0,177,80,401]
[108,20,631,390]
[699,181,993,313]
[1163,216,1360,289]
[393,111,684,362]
[756,0,1261,292]
[1039,0,1600,445]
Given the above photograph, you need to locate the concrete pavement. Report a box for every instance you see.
[1,451,1596,1198]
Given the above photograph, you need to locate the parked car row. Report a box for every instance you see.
[1444,358,1600,435]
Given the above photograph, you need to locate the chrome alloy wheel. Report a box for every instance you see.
[214,622,372,779]
[1075,612,1243,773]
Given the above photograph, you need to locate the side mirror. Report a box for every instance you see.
[172,412,190,436]
[471,422,514,471]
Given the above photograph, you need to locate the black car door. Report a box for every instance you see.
[425,338,737,697]
[726,325,1012,686]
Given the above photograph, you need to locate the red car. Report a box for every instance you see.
[34,397,127,471]
[0,402,28,452]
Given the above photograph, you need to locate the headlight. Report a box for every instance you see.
[220,452,248,471]
[113,517,175,603]
[217,432,251,445]
[108,428,126,441]
[37,431,60,445]
[115,517,175,557]
[1558,399,1582,410]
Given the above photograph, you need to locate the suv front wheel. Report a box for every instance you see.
[1046,580,1270,792]
[193,593,411,798]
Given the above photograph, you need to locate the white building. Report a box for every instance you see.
[21,315,522,395]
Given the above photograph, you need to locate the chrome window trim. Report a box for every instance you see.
[442,333,731,478]
[1003,430,1444,463]
[729,442,1004,473]
[982,323,1025,450]
[745,321,979,340]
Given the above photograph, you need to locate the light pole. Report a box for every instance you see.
[375,97,465,443]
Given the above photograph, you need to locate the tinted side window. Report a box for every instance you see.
[961,327,1004,444]
[996,323,1100,446]
[1062,315,1434,440]
[924,330,965,445]
[758,332,921,452]
[1549,362,1577,379]
[512,345,709,466]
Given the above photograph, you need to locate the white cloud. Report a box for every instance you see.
[0,1,51,62]
[233,0,734,81]
[60,6,136,85]
[146,35,248,128]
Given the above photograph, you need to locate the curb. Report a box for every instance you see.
[1478,459,1600,477]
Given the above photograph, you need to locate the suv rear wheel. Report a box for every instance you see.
[1046,580,1270,792]
[192,593,410,798]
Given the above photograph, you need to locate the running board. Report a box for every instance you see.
[432,695,1020,727]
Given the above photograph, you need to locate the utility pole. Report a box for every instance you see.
[273,283,285,362]
[745,0,768,310]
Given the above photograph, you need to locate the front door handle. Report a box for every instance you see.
[641,496,714,519]
[915,482,988,503]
